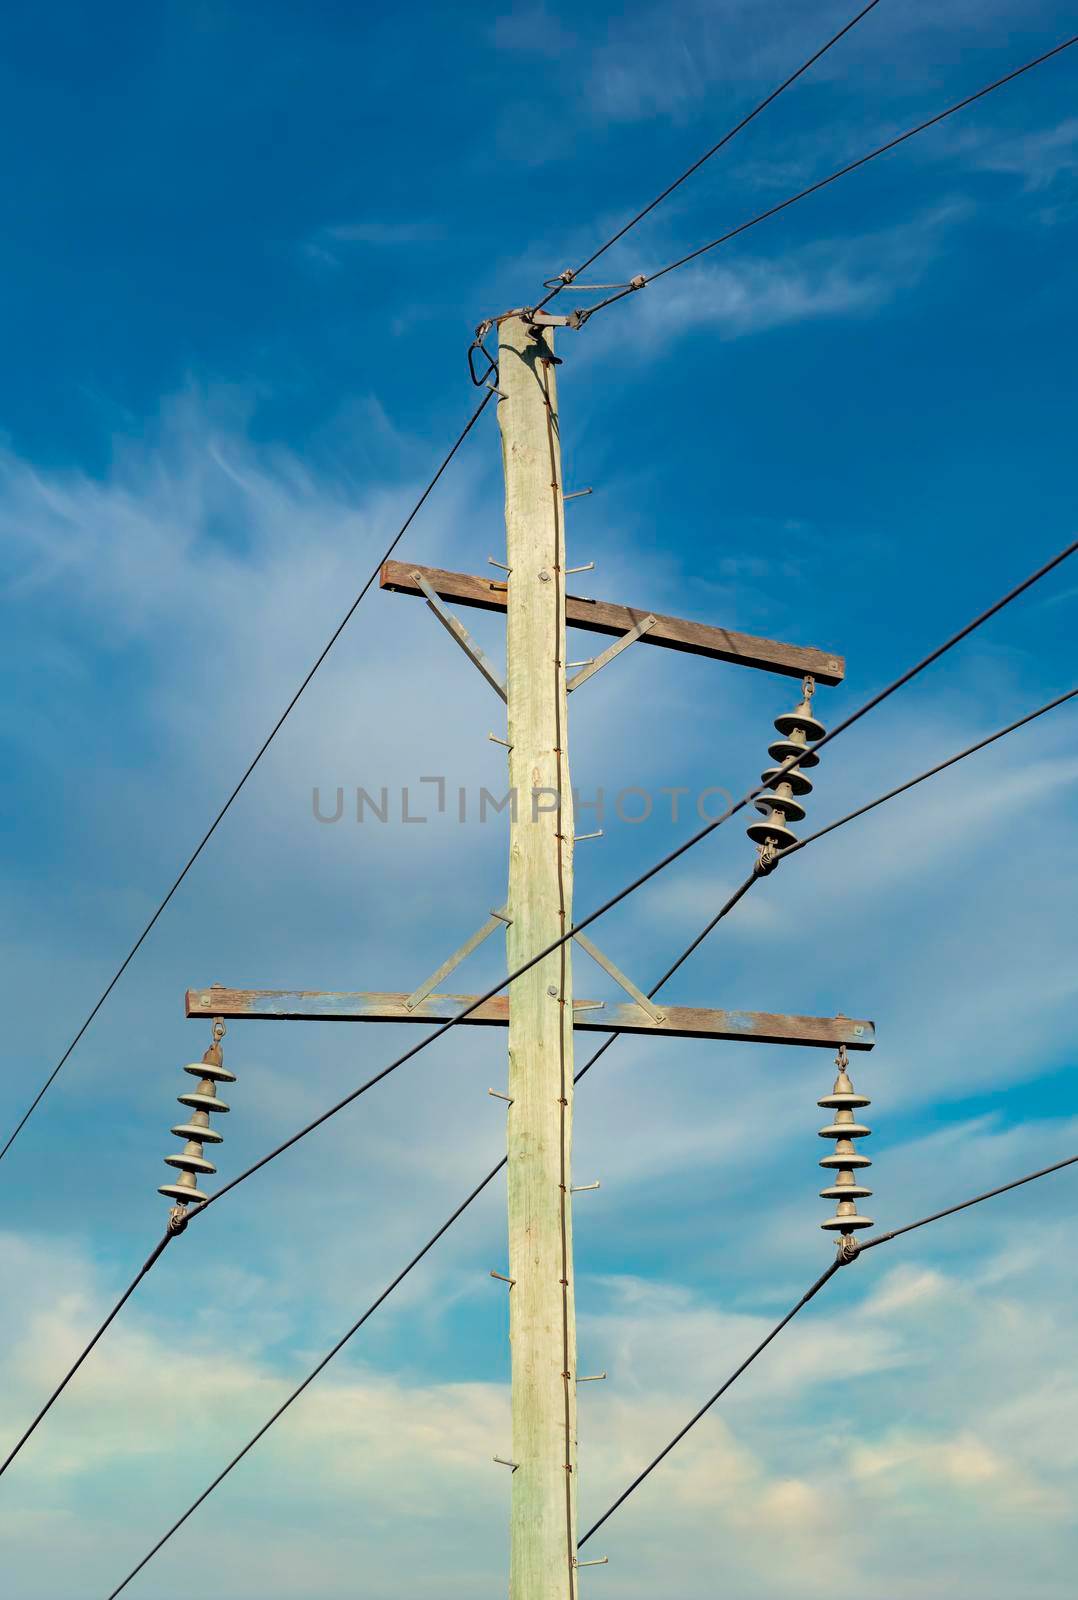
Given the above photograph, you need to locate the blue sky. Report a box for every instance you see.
[1,2,1077,1595]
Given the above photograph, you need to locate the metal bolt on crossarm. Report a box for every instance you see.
[158,1019,234,1225]
[748,674,825,864]
[818,1043,874,1248]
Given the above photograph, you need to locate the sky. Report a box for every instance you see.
[1,1,1077,1595]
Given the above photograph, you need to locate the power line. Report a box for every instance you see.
[574,686,1077,1083]
[72,681,1075,1565]
[12,0,1068,1331]
[102,1159,506,1600]
[577,1258,844,1547]
[576,34,1078,321]
[100,1149,1078,1598]
[9,21,1072,1563]
[858,1152,1078,1254]
[4,4,1068,1219]
[5,681,1072,1481]
[3,54,1039,1145]
[100,1179,841,1594]
[579,1150,1078,1546]
[0,390,494,1172]
[785,686,1078,859]
[0,1228,174,1479]
[0,877,767,1483]
[176,534,1078,1207]
[532,0,886,313]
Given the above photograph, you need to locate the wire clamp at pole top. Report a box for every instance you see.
[469,305,587,382]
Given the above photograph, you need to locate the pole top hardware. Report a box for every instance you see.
[521,308,585,330]
[470,305,588,363]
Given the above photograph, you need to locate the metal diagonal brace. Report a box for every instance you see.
[412,570,508,702]
[405,906,512,1011]
[572,929,665,1024]
[566,614,656,691]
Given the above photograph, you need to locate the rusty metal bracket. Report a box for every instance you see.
[413,570,508,702]
[405,905,511,1011]
[571,930,665,1025]
[567,614,656,692]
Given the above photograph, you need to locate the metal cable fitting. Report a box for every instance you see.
[158,1018,235,1211]
[753,838,779,876]
[468,320,498,389]
[746,674,825,854]
[818,1042,874,1239]
[469,302,591,377]
[542,271,647,294]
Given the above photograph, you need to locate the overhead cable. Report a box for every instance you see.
[5,682,1072,1479]
[580,1149,1078,1545]
[178,535,1078,1206]
[532,0,887,313]
[109,1141,1078,1591]
[575,35,1078,321]
[0,1227,176,1479]
[0,391,494,1170]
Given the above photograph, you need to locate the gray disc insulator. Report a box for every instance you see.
[819,1068,870,1110]
[819,1137,871,1170]
[178,1079,230,1115]
[164,1139,217,1176]
[821,1202,873,1232]
[159,1174,209,1204]
[171,1118,224,1144]
[774,697,826,742]
[820,1176,873,1200]
[768,732,820,770]
[183,1059,236,1084]
[818,1110,871,1140]
[819,1091,870,1111]
[746,811,798,848]
[761,763,813,798]
[753,782,806,824]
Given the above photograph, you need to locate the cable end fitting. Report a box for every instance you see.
[753,838,780,876]
[836,1234,862,1264]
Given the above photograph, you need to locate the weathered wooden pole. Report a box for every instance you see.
[498,313,579,1600]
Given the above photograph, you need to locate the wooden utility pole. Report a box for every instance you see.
[498,314,578,1600]
[189,311,873,1598]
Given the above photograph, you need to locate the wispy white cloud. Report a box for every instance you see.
[300,219,445,271]
[490,3,576,58]
[578,202,968,350]
[322,220,446,245]
[7,1205,1078,1597]
[968,117,1078,192]
[1,378,1076,1598]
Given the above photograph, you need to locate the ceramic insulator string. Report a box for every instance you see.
[818,1043,874,1237]
[747,675,825,860]
[159,1020,234,1212]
